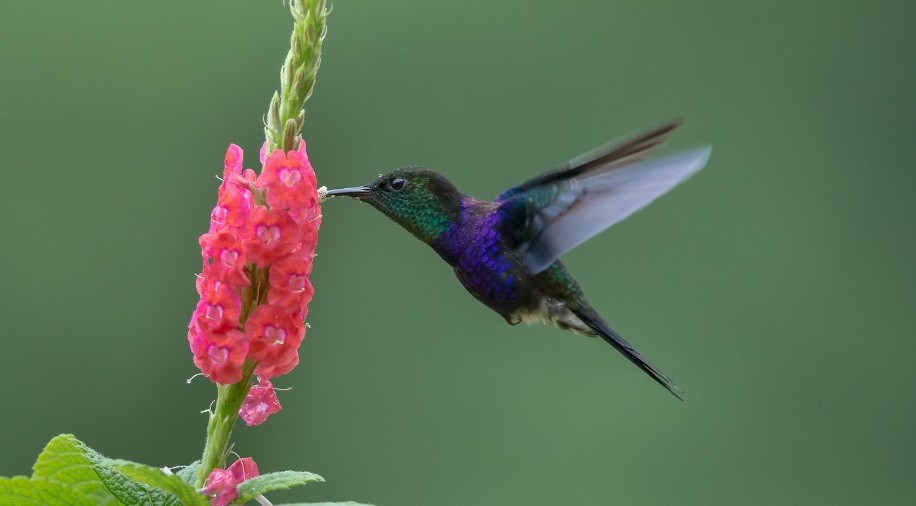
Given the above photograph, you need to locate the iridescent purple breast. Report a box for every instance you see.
[434,202,519,317]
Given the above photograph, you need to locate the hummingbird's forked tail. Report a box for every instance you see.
[569,307,685,401]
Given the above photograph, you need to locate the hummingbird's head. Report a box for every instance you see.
[326,167,463,243]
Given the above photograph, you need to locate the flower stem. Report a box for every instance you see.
[265,0,329,153]
[196,360,256,488]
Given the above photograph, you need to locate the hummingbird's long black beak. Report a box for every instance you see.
[325,185,371,198]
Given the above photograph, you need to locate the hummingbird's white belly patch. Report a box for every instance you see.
[513,299,595,337]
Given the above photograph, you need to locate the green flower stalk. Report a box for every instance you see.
[196,363,256,490]
[265,0,329,153]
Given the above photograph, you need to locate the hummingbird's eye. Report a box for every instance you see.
[389,177,407,191]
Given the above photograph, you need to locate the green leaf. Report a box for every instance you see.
[30,434,119,504]
[116,463,208,506]
[236,470,325,502]
[175,461,201,487]
[0,476,96,505]
[31,434,188,506]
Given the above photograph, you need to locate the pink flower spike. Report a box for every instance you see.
[190,328,248,384]
[203,457,259,506]
[240,376,282,426]
[188,140,321,393]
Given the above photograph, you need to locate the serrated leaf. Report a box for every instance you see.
[175,461,201,487]
[31,435,185,506]
[97,459,190,506]
[116,463,208,506]
[236,470,325,502]
[0,475,96,505]
[30,434,119,504]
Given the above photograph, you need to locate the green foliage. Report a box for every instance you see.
[0,475,95,505]
[0,434,193,505]
[236,470,325,503]
[30,434,122,505]
[2,435,356,505]
[175,461,201,487]
[115,463,207,506]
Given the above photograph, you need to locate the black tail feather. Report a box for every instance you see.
[570,307,685,401]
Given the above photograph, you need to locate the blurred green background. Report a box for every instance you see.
[2,1,914,504]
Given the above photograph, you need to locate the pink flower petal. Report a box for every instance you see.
[240,377,282,426]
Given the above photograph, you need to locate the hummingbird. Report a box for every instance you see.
[326,120,710,400]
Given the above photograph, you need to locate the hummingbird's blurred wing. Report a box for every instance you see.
[494,120,682,203]
[497,123,710,274]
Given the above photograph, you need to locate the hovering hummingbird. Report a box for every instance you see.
[326,120,710,400]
